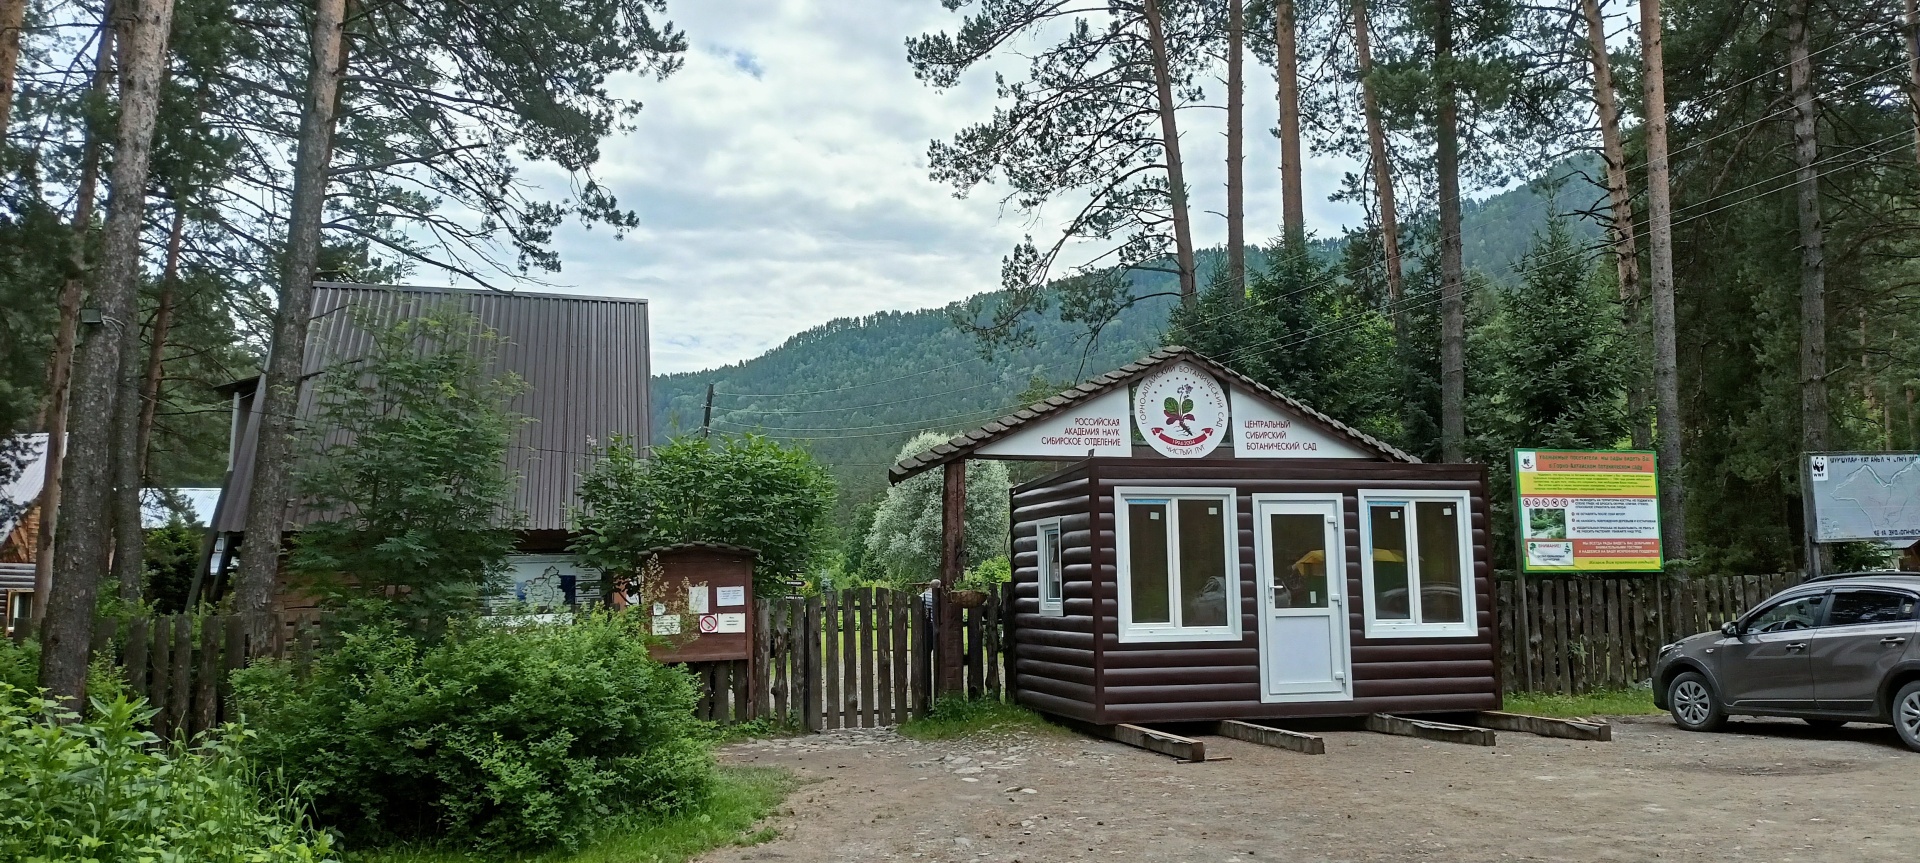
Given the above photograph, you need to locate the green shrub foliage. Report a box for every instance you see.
[233,612,712,852]
[573,433,836,593]
[0,686,336,862]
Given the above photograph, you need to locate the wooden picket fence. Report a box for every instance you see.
[41,587,1003,738]
[699,585,1007,729]
[1498,572,1800,695]
[12,611,326,741]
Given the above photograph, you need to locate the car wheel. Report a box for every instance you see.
[1668,671,1726,732]
[1894,681,1920,753]
[1802,718,1847,731]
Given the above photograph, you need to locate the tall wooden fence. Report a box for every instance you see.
[1498,572,1799,695]
[698,586,1007,729]
[12,611,325,741]
[44,590,1001,740]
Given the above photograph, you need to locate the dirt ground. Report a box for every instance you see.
[706,715,1919,863]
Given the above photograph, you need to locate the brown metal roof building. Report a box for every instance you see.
[896,347,1498,725]
[208,284,649,601]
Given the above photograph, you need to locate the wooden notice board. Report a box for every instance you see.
[639,544,755,664]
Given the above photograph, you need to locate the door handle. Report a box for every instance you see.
[1883,637,1909,647]
[1785,642,1808,652]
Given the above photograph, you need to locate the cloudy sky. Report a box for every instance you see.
[485,1,1369,374]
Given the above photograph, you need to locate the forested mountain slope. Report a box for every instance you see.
[651,174,1598,518]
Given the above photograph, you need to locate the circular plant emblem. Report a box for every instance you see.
[1133,361,1230,458]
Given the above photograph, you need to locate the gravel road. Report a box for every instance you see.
[706,715,1918,863]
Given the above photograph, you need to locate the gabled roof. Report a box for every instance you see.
[889,346,1416,483]
[215,283,650,534]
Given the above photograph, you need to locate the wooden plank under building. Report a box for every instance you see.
[1215,719,1325,755]
[1061,719,1210,762]
[1365,713,1496,746]
[1472,710,1612,742]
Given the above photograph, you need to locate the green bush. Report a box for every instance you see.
[0,685,336,862]
[0,637,36,691]
[234,612,713,852]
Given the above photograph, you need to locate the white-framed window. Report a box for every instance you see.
[1115,487,1240,643]
[1358,490,1476,638]
[1037,519,1064,616]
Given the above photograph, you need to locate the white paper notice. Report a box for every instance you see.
[716,585,746,607]
[651,614,681,636]
[716,612,746,633]
[688,583,710,614]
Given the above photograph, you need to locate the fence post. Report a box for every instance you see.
[910,587,929,718]
[752,600,771,720]
[891,590,910,719]
[194,617,220,736]
[125,617,149,700]
[804,594,823,732]
[875,589,893,725]
[823,590,841,731]
[168,616,191,738]
[1000,581,1015,704]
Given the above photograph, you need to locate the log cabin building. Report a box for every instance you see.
[891,347,1497,725]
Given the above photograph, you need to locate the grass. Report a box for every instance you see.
[710,716,804,744]
[897,697,1070,741]
[348,766,794,863]
[1504,688,1661,719]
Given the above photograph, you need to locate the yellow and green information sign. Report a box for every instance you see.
[1513,449,1664,572]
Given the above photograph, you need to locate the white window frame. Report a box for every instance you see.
[1114,486,1241,643]
[1357,489,1477,638]
[1037,518,1065,617]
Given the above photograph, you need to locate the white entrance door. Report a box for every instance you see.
[1254,495,1353,702]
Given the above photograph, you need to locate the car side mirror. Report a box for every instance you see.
[1721,621,1740,637]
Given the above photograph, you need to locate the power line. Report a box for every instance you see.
[735,131,1914,443]
[697,55,1911,426]
[710,357,983,399]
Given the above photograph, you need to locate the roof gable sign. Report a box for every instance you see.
[890,347,1414,482]
[1231,385,1373,459]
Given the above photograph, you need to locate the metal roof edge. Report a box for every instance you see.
[311,282,649,305]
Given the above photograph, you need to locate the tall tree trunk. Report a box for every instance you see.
[1352,0,1403,328]
[1435,0,1467,463]
[1789,0,1826,453]
[30,8,117,623]
[1142,0,1197,303]
[136,205,187,479]
[1906,0,1920,170]
[1642,0,1687,560]
[235,0,350,636]
[39,0,175,703]
[1224,0,1245,287]
[1275,0,1305,245]
[0,0,26,141]
[107,205,185,602]
[1583,0,1650,449]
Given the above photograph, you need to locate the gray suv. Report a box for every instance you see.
[1652,572,1920,751]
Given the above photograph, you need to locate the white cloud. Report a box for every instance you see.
[436,1,1369,374]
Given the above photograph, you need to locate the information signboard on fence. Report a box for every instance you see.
[1805,452,1920,543]
[1513,449,1663,572]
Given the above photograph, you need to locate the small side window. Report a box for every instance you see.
[1744,594,1824,633]
[1038,522,1064,616]
[1825,590,1917,627]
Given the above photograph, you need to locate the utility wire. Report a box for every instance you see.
[697,52,1909,428]
[734,131,1913,442]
